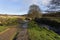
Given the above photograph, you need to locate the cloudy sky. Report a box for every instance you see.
[0,0,51,15]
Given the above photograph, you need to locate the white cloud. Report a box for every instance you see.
[32,0,51,5]
[41,0,51,6]
[26,0,51,6]
[10,0,51,6]
[32,0,38,4]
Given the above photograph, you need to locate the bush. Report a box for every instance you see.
[0,17,19,26]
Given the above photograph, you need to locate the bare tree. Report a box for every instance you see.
[27,4,42,19]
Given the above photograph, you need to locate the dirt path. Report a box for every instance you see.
[0,28,17,40]
[15,29,28,40]
[0,20,28,40]
[14,20,28,40]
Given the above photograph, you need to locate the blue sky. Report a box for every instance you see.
[0,0,51,15]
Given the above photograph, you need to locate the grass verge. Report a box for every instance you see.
[28,21,60,40]
[10,29,18,40]
[0,26,8,32]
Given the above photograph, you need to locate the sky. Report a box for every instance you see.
[0,0,51,15]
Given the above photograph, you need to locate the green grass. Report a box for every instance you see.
[45,17,60,22]
[28,21,60,40]
[50,18,60,22]
[10,30,17,40]
[0,26,8,32]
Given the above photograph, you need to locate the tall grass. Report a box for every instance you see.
[0,17,20,26]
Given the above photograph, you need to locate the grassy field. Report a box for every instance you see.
[28,21,60,40]
[42,17,60,22]
[0,26,8,32]
[50,17,60,22]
